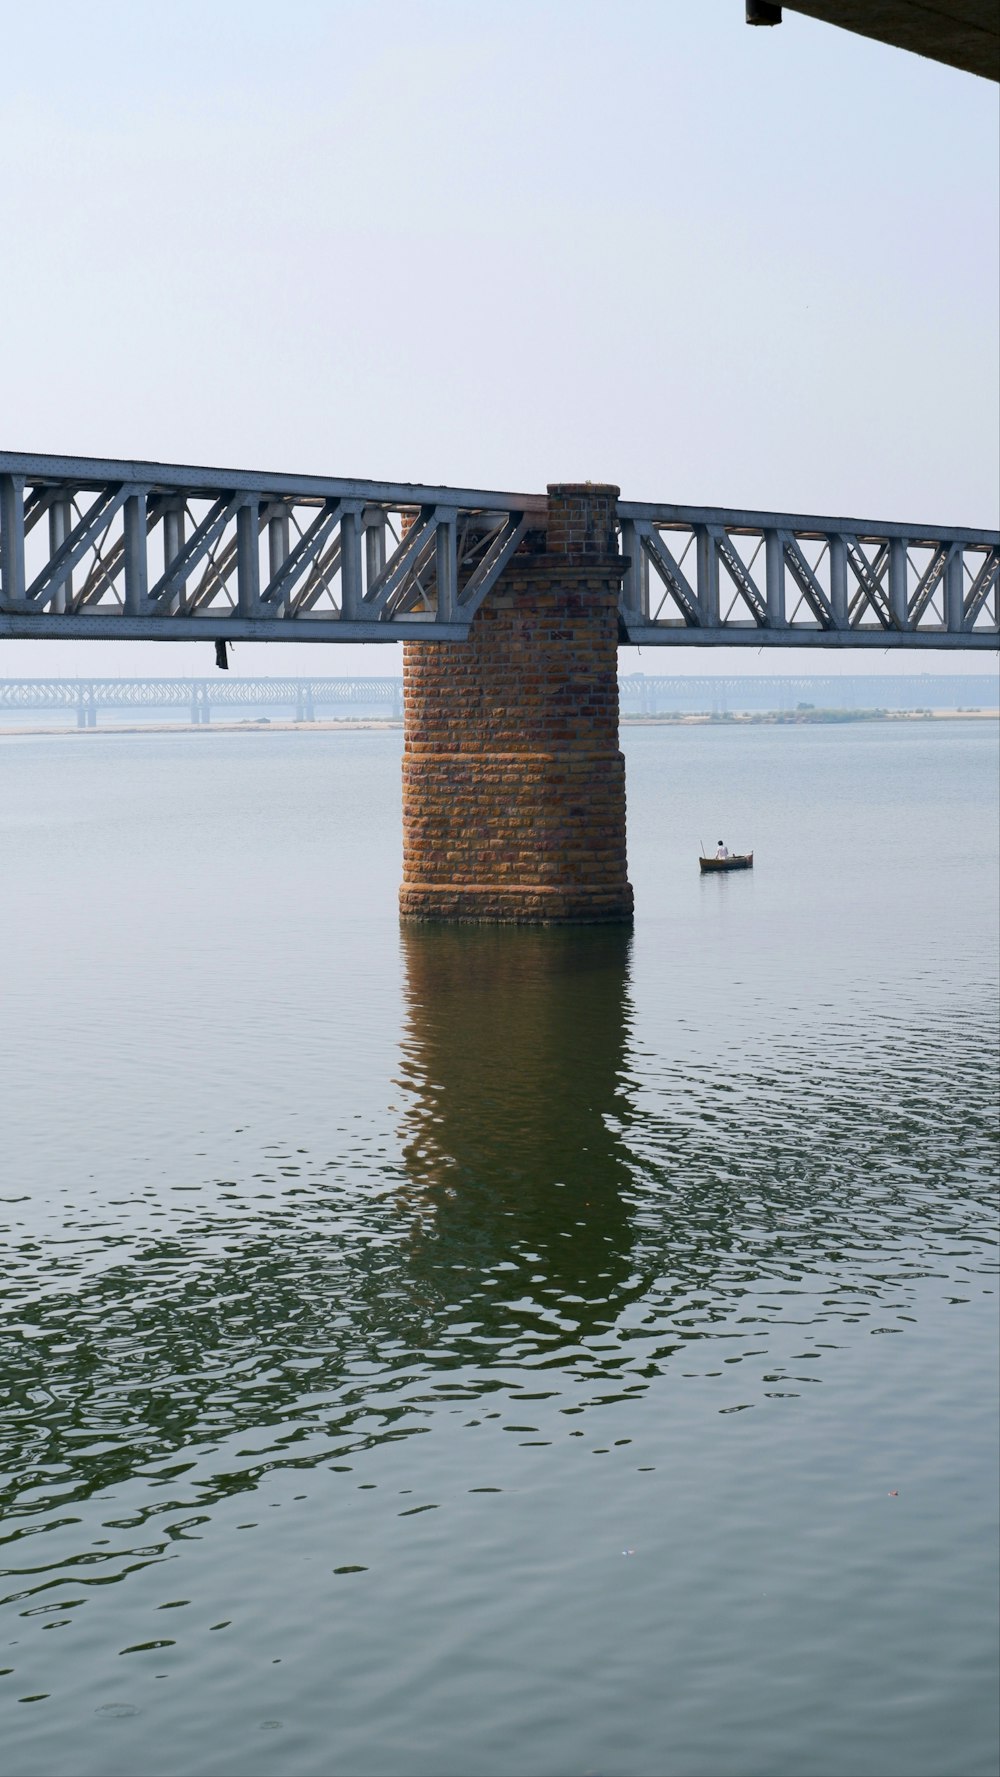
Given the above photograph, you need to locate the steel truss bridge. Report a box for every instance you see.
[620,672,1000,714]
[0,675,403,726]
[2,673,995,728]
[1,453,997,651]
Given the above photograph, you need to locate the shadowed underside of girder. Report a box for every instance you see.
[0,453,997,649]
[757,1,1000,83]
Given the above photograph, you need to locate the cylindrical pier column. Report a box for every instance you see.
[399,484,633,924]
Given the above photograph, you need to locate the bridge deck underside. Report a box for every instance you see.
[784,1,999,83]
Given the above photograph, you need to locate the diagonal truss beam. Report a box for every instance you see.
[261,501,343,610]
[908,543,951,626]
[641,524,703,625]
[712,526,768,625]
[457,513,532,619]
[25,486,130,609]
[964,548,1000,628]
[844,538,893,628]
[147,494,242,613]
[780,531,835,627]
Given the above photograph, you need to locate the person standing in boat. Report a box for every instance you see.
[715,840,730,859]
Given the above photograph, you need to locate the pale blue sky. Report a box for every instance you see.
[1,0,997,677]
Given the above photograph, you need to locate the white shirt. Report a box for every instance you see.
[716,845,730,859]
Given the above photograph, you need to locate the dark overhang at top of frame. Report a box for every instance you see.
[746,0,1000,82]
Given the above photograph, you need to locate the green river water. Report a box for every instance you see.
[1,718,997,1777]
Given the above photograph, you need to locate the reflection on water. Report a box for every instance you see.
[0,726,998,1777]
[398,926,635,1315]
[3,923,995,1574]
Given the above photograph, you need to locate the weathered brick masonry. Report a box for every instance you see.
[399,484,634,923]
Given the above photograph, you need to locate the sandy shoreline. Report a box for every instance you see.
[0,709,996,740]
[0,718,402,738]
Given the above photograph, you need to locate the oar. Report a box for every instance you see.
[700,837,706,860]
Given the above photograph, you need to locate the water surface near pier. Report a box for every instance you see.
[1,720,997,1777]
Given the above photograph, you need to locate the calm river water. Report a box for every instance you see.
[1,718,997,1777]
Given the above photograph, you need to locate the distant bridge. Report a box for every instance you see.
[620,672,1000,714]
[0,675,403,726]
[1,673,995,728]
[1,454,996,651]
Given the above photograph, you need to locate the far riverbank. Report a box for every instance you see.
[0,708,996,739]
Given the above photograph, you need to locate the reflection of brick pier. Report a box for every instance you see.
[398,923,634,1297]
[399,486,634,924]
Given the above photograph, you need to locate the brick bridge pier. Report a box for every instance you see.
[399,484,634,924]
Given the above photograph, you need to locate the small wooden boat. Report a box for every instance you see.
[700,852,753,872]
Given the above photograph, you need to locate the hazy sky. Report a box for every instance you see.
[2,0,997,678]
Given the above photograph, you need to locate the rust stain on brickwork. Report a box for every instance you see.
[399,485,634,924]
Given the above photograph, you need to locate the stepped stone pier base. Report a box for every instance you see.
[399,484,633,924]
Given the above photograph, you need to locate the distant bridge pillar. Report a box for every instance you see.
[399,484,633,924]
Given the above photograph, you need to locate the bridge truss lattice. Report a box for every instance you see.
[0,455,996,650]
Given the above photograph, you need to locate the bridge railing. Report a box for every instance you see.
[618,504,999,650]
[0,454,546,642]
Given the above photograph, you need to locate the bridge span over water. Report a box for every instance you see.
[2,453,997,651]
[2,467,996,924]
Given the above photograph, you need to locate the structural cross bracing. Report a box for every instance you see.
[0,453,544,645]
[619,503,998,650]
[1,454,996,650]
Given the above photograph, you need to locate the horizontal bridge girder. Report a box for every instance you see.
[623,626,999,651]
[0,612,471,644]
[0,454,996,649]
